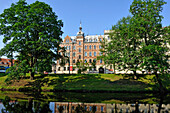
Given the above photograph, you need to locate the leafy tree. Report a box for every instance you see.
[0,0,63,80]
[130,0,169,92]
[101,16,142,77]
[76,60,89,74]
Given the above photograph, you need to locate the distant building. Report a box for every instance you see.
[52,23,112,74]
[0,58,15,67]
[52,24,170,74]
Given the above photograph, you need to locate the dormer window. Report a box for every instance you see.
[66,39,69,43]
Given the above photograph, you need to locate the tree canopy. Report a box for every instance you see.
[100,0,169,92]
[0,0,63,81]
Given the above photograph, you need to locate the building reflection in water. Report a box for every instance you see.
[54,102,170,113]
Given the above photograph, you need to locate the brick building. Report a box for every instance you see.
[0,58,15,67]
[52,24,111,74]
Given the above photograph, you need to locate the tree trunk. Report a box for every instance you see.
[10,58,13,67]
[133,70,137,79]
[113,63,116,74]
[30,71,34,80]
[155,72,167,94]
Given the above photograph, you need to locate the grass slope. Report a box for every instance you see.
[0,73,169,92]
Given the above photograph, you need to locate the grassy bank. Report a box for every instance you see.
[0,73,169,92]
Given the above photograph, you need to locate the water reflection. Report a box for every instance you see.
[54,102,170,113]
[0,96,169,113]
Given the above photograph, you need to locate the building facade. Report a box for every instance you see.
[0,58,15,67]
[52,24,111,74]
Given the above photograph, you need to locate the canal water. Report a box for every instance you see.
[0,91,169,113]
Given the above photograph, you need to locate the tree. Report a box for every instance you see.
[0,0,63,80]
[101,16,142,78]
[76,60,89,74]
[130,0,169,92]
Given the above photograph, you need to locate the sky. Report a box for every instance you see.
[0,0,169,58]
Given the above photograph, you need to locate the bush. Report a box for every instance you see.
[0,73,7,77]
[78,69,81,74]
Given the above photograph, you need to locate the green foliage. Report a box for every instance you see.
[76,60,89,74]
[100,0,169,91]
[0,0,63,81]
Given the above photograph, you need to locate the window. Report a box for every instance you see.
[89,59,92,63]
[69,46,70,50]
[79,48,81,53]
[93,59,96,63]
[85,106,87,110]
[100,38,102,42]
[89,45,92,49]
[99,52,102,56]
[85,52,87,56]
[79,55,81,59]
[94,45,96,49]
[79,41,81,45]
[100,59,102,63]
[85,45,87,49]
[89,52,92,56]
[94,52,96,56]
[89,106,92,111]
[99,45,102,49]
[64,67,66,71]
[73,60,75,63]
[84,59,87,63]
[58,67,60,71]
[73,46,76,50]
[67,46,69,50]
[67,67,69,71]
[101,106,103,112]
[73,52,75,57]
[66,39,69,43]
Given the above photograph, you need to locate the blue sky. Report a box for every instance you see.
[0,0,169,56]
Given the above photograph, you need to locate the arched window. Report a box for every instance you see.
[85,52,87,56]
[89,45,92,49]
[79,55,81,59]
[73,52,75,57]
[85,45,87,49]
[79,48,81,53]
[89,52,92,56]
[94,45,96,49]
[89,59,92,63]
[94,52,96,56]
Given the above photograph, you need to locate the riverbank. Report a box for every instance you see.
[0,73,169,93]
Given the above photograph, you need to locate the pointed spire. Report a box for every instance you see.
[80,21,82,27]
[79,20,82,31]
[77,21,84,36]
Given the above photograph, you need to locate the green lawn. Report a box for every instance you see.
[0,73,169,92]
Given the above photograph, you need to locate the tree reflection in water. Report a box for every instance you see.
[2,96,52,113]
[1,94,169,113]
